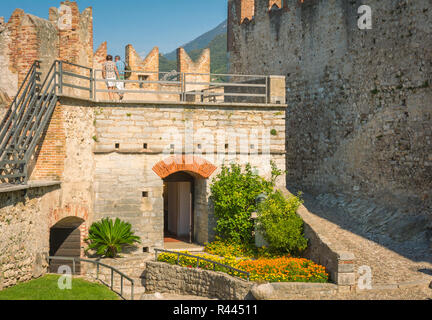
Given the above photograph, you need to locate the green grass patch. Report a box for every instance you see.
[0,275,119,300]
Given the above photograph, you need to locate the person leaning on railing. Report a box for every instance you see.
[102,55,120,101]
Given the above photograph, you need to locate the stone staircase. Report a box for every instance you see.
[84,253,153,300]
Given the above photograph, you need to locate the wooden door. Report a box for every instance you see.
[49,227,81,274]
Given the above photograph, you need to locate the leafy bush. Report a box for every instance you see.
[85,218,141,258]
[257,191,307,255]
[210,163,275,244]
[157,252,328,283]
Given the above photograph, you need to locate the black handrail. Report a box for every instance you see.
[47,256,135,300]
[154,248,250,281]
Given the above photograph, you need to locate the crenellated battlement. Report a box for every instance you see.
[228,0,305,26]
[228,0,307,52]
[0,1,94,97]
[0,1,213,102]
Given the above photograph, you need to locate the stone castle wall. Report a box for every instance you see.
[228,0,432,225]
[0,185,61,290]
[24,95,286,251]
[92,102,286,247]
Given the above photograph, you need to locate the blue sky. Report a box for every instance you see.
[1,0,227,57]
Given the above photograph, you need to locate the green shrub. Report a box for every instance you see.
[210,163,275,244]
[85,218,141,258]
[257,191,307,255]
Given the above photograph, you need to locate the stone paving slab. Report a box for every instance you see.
[301,193,432,289]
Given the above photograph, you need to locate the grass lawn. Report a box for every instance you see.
[0,275,119,300]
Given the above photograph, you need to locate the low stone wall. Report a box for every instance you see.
[144,261,254,300]
[0,183,61,290]
[279,188,356,288]
[298,204,356,287]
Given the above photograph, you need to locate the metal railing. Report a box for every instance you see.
[154,248,250,281]
[55,61,269,103]
[47,256,135,300]
[91,69,269,103]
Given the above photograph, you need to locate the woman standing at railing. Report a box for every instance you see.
[102,55,120,101]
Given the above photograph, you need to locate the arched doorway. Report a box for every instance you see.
[163,172,194,243]
[49,217,84,274]
[153,155,217,245]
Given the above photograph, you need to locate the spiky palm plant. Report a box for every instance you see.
[85,218,141,258]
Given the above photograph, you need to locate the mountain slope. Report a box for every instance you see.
[160,20,228,75]
[163,20,227,61]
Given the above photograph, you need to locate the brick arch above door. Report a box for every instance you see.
[152,155,217,179]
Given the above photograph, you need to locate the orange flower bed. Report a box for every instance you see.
[237,256,329,283]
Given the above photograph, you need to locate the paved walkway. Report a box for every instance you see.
[140,293,217,300]
[301,193,432,299]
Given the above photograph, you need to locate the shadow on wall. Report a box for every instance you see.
[0,184,61,210]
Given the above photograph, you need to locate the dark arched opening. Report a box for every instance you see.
[49,217,84,274]
[163,171,195,243]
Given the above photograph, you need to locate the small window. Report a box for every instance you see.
[143,247,150,253]
[170,144,175,149]
[197,144,202,150]
[143,143,148,149]
[225,144,229,149]
[115,143,120,149]
[142,191,149,198]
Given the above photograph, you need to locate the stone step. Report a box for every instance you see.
[91,276,145,290]
[112,286,146,300]
[88,268,146,280]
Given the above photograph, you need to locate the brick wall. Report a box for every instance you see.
[5,10,58,87]
[58,1,80,64]
[30,103,66,181]
[6,9,25,76]
[1,1,94,95]
[11,12,39,86]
